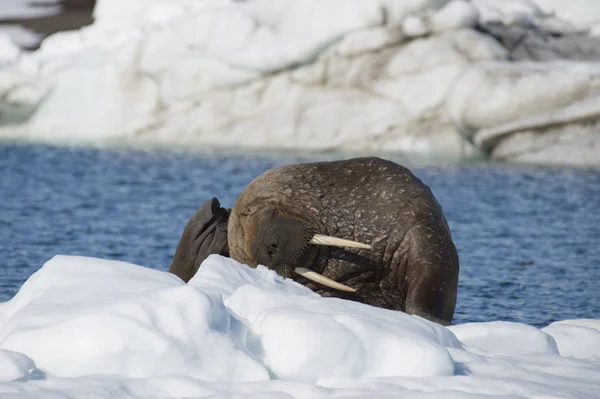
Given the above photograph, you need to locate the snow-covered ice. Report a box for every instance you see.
[1,0,600,165]
[0,254,599,398]
[0,34,21,65]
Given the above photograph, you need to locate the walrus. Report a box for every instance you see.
[169,157,459,325]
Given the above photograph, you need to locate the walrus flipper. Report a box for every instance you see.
[169,197,231,283]
[403,220,459,325]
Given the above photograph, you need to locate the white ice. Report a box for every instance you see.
[0,0,599,165]
[0,254,598,398]
[529,0,600,34]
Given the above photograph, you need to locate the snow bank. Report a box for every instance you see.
[1,0,600,165]
[0,256,268,381]
[192,258,458,382]
[543,319,600,359]
[0,349,37,382]
[449,320,560,355]
[0,254,599,399]
[533,0,600,34]
[0,34,21,65]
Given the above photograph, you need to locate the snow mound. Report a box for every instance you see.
[0,349,37,382]
[192,257,458,382]
[0,254,599,398]
[449,321,559,355]
[0,255,267,381]
[543,319,600,359]
[0,35,21,65]
[533,0,600,34]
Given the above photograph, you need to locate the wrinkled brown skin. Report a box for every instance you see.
[228,157,459,325]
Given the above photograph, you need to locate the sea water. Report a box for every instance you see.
[1,143,598,327]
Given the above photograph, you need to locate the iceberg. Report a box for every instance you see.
[1,0,600,166]
[0,254,598,398]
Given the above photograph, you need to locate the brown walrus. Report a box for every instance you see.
[169,157,459,325]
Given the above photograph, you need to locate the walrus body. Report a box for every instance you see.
[227,157,458,324]
[169,157,459,325]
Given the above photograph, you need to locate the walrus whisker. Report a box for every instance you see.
[309,234,371,250]
[294,267,357,292]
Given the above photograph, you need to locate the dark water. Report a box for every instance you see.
[1,143,599,327]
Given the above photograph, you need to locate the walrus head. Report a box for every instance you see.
[169,197,371,292]
[246,207,371,292]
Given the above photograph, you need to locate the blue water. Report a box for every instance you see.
[1,143,599,327]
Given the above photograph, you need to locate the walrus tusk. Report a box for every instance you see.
[309,234,371,250]
[294,267,357,292]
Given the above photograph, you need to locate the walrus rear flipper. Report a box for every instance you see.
[404,220,459,325]
[169,197,231,283]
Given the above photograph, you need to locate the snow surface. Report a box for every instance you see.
[0,33,21,65]
[531,0,600,34]
[0,254,599,398]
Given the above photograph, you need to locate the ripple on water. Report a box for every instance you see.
[0,144,599,327]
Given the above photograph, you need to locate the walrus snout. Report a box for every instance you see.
[245,209,369,292]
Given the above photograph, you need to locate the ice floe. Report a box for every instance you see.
[0,254,599,398]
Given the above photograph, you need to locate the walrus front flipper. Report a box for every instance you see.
[169,197,230,283]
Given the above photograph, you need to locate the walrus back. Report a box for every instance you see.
[228,156,448,264]
[227,156,459,323]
